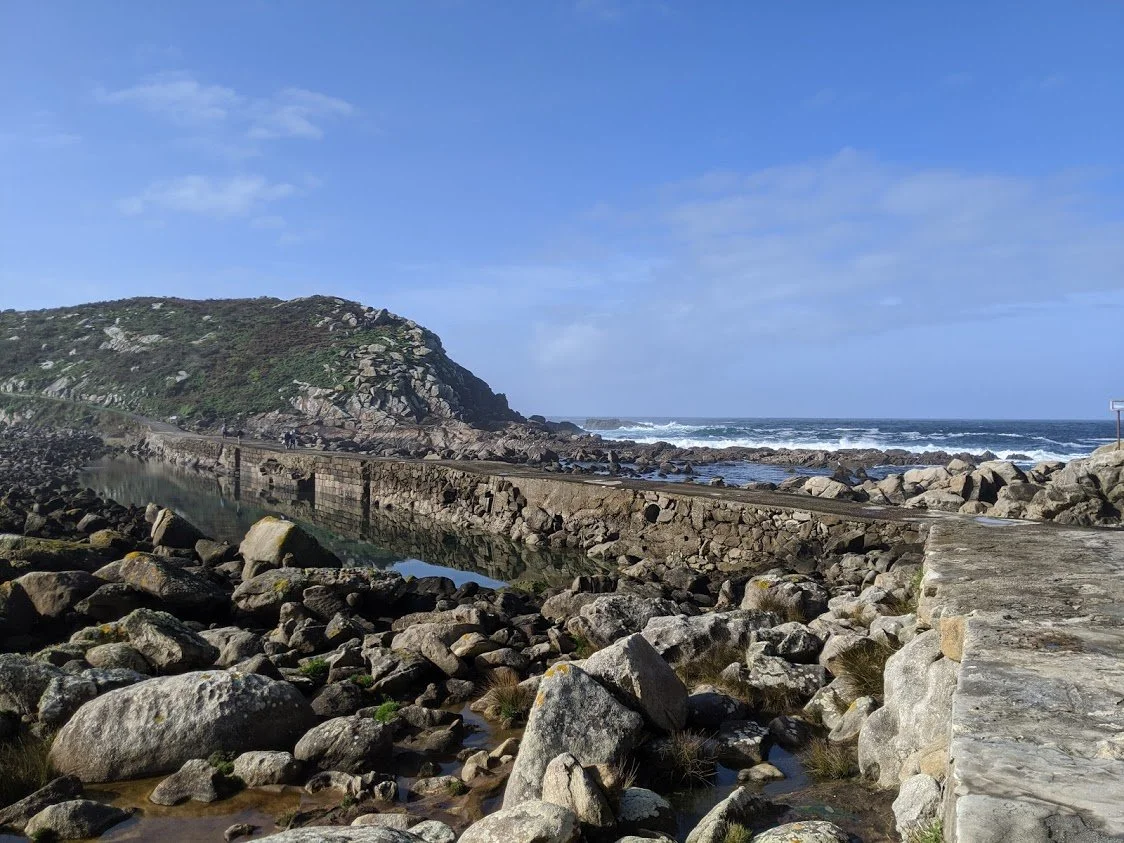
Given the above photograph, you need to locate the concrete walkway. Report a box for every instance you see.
[923,518,1124,842]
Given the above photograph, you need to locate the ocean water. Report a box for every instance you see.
[560,418,1117,464]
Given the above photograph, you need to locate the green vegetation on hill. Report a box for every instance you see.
[0,295,518,429]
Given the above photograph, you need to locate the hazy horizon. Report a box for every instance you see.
[3,2,1122,419]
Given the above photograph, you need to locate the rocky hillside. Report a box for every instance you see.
[0,296,520,435]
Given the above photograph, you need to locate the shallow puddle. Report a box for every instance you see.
[88,778,334,841]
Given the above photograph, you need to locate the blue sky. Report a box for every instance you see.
[2,1,1122,419]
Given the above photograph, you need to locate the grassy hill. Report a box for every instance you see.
[0,296,520,431]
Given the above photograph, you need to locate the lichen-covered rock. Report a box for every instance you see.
[120,608,219,671]
[459,800,580,843]
[539,752,613,827]
[0,653,63,715]
[256,828,426,842]
[24,799,132,840]
[567,594,678,649]
[294,715,394,774]
[581,632,687,732]
[685,786,768,843]
[148,757,220,805]
[741,574,829,620]
[151,508,205,549]
[616,787,676,836]
[750,820,849,842]
[233,750,302,786]
[85,642,151,673]
[232,567,311,619]
[117,552,227,614]
[858,630,956,788]
[49,670,313,781]
[503,663,643,808]
[0,776,82,832]
[239,517,340,578]
[892,773,942,840]
[13,570,99,618]
[641,611,774,666]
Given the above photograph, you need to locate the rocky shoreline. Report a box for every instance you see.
[0,424,942,842]
[777,446,1124,528]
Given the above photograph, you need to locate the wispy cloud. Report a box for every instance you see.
[382,150,1124,409]
[95,72,241,126]
[96,71,355,141]
[117,175,296,218]
[247,88,355,140]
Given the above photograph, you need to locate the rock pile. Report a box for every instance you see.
[0,469,926,839]
[791,446,1124,528]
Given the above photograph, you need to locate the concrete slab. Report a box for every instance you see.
[923,520,1124,842]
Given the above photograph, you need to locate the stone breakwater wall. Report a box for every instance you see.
[861,518,1124,842]
[140,432,925,571]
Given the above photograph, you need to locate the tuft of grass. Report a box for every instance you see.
[801,738,855,781]
[608,757,638,793]
[722,824,753,843]
[666,730,719,787]
[908,818,943,843]
[372,699,400,724]
[207,750,236,777]
[350,673,374,689]
[0,732,56,807]
[740,683,805,716]
[445,778,468,796]
[341,795,357,809]
[30,829,58,843]
[571,634,598,659]
[676,643,743,688]
[753,589,808,623]
[476,670,535,728]
[299,657,329,679]
[833,640,897,698]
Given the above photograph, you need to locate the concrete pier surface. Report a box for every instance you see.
[923,518,1124,842]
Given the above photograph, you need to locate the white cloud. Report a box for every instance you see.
[96,72,355,141]
[95,71,241,126]
[379,150,1124,412]
[248,88,355,140]
[117,175,296,218]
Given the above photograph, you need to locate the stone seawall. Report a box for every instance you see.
[140,432,926,572]
[861,518,1124,842]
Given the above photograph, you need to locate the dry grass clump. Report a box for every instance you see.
[752,589,808,623]
[676,643,744,688]
[0,731,55,807]
[740,683,805,716]
[722,824,753,843]
[801,737,855,781]
[666,730,719,787]
[476,669,535,728]
[833,639,898,698]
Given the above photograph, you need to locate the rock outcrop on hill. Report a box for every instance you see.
[0,296,521,440]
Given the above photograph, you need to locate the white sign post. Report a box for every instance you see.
[1112,400,1124,450]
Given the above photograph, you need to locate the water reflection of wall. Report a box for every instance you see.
[82,457,599,586]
